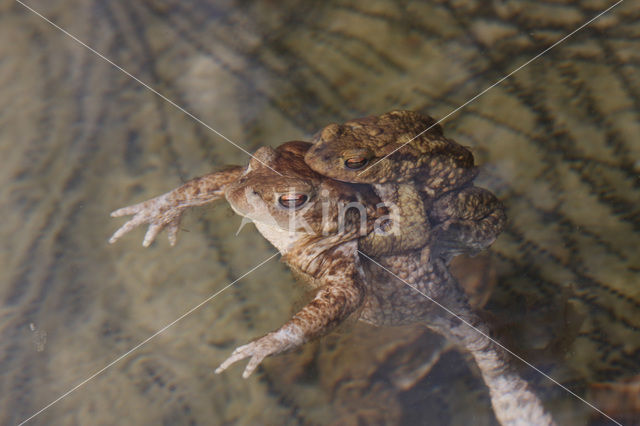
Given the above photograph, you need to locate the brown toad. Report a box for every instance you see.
[109,141,553,424]
[305,110,506,261]
[216,142,554,425]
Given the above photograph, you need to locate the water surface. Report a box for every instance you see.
[1,0,639,424]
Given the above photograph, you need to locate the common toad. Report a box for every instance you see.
[215,141,555,425]
[109,141,552,425]
[305,110,506,261]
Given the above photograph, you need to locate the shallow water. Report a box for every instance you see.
[1,0,639,424]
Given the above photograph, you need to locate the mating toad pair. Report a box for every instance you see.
[110,111,555,425]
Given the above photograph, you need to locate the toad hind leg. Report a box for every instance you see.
[448,312,556,426]
[424,266,555,426]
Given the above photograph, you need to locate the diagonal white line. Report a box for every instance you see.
[357,250,622,426]
[18,252,280,426]
[15,0,627,424]
[358,0,625,176]
[14,0,283,177]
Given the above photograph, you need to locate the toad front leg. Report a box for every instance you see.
[215,249,366,378]
[358,183,431,257]
[428,186,506,261]
[109,166,243,246]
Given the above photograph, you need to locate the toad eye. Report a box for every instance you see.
[344,156,369,169]
[278,193,308,209]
